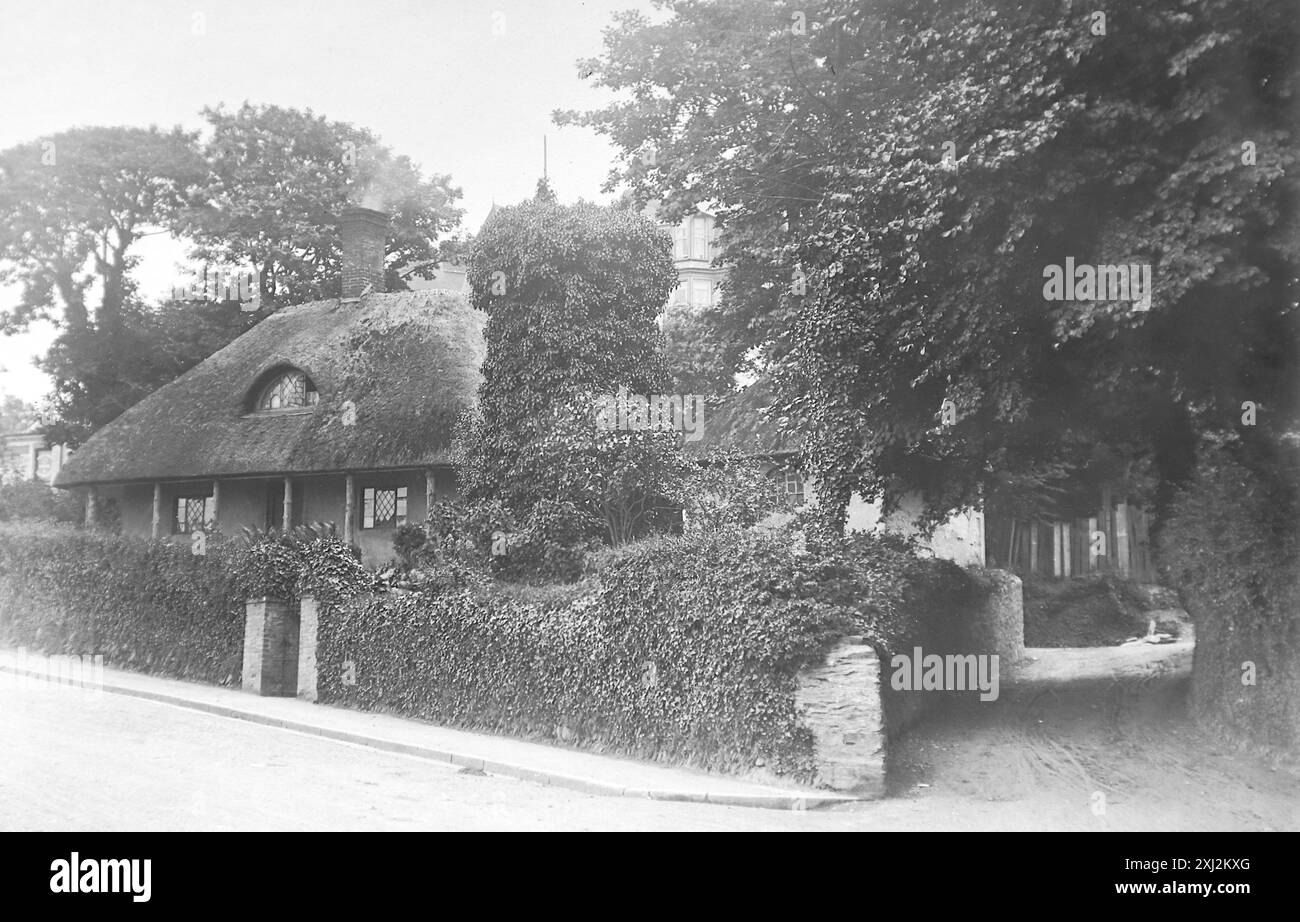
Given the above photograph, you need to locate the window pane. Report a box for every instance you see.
[363,488,375,529]
[187,498,207,533]
[259,371,317,410]
[373,489,395,525]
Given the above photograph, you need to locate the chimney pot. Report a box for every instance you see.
[340,206,387,299]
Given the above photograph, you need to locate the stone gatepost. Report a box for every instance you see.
[297,594,318,701]
[242,597,299,696]
[966,568,1025,664]
[795,635,886,796]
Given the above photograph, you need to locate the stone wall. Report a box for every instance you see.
[882,566,1024,739]
[796,568,1025,795]
[794,635,886,796]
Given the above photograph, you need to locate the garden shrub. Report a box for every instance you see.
[0,480,83,524]
[237,523,374,607]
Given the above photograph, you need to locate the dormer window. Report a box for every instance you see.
[255,369,319,411]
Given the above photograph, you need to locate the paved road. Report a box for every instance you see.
[0,674,850,831]
[2,672,1294,831]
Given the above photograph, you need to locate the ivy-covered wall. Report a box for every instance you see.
[318,529,975,783]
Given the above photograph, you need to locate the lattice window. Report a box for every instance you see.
[770,467,806,507]
[256,370,319,411]
[362,486,407,529]
[174,495,211,534]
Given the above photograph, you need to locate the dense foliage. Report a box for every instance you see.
[0,522,247,683]
[1159,443,1300,759]
[0,522,373,684]
[562,0,1300,528]
[458,189,682,550]
[0,480,83,524]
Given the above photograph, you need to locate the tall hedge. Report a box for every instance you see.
[0,522,247,683]
[1159,450,1300,761]
[319,527,971,780]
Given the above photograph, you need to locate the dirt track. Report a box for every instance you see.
[886,658,1300,831]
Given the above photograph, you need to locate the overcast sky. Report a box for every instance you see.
[0,0,658,404]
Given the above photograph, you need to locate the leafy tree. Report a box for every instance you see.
[567,0,1300,749]
[661,302,750,396]
[0,126,204,336]
[0,126,206,438]
[0,395,39,434]
[563,0,1299,529]
[184,103,464,306]
[457,187,680,544]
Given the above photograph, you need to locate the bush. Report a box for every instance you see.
[321,524,971,779]
[0,480,83,524]
[395,498,597,586]
[0,522,246,683]
[236,523,374,610]
[1158,447,1300,760]
[678,449,790,533]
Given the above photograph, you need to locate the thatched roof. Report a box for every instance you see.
[686,377,802,458]
[56,290,484,487]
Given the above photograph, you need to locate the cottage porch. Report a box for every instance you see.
[87,467,456,566]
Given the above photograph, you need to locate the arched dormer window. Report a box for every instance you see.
[253,368,319,412]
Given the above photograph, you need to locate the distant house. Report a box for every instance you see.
[686,377,987,567]
[1,430,71,484]
[55,207,484,565]
[654,207,726,311]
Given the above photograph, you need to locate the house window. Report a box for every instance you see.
[772,467,806,507]
[688,279,712,307]
[674,225,689,261]
[174,495,212,534]
[691,216,709,260]
[362,486,407,529]
[256,370,319,411]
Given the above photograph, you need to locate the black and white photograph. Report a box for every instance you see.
[0,0,1295,874]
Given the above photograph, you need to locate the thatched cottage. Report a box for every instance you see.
[55,207,484,563]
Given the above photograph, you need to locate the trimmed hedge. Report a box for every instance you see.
[319,527,974,780]
[0,521,247,684]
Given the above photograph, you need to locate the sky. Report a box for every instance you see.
[0,0,661,404]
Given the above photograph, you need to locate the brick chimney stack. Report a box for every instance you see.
[340,206,388,299]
